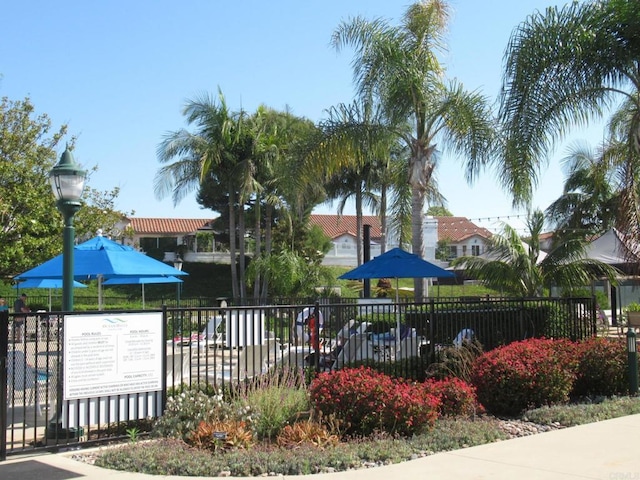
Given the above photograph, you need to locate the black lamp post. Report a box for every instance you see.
[49,146,86,312]
[46,146,86,440]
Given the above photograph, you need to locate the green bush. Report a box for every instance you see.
[309,366,440,437]
[471,338,578,416]
[153,386,249,440]
[572,337,629,398]
[235,368,310,441]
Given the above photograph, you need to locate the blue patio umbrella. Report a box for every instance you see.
[13,278,87,289]
[339,247,455,339]
[15,235,187,280]
[103,276,183,309]
[15,234,187,309]
[339,247,455,284]
[13,278,87,311]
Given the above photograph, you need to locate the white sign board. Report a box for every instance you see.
[63,312,163,400]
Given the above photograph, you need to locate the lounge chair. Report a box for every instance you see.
[331,333,380,370]
[207,339,278,383]
[171,315,224,353]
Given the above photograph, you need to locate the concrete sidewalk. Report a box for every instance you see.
[1,413,639,480]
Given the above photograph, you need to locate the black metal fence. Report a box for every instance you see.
[1,296,597,459]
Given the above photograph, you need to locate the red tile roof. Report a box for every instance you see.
[309,214,382,240]
[437,217,492,242]
[127,218,214,235]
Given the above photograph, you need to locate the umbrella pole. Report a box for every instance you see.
[142,285,145,310]
[395,277,401,350]
[98,275,103,311]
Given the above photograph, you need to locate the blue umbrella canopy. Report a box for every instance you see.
[15,235,187,281]
[102,276,183,285]
[339,248,455,280]
[12,278,87,289]
[340,248,455,339]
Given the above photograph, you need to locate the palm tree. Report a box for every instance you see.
[155,89,250,300]
[546,141,618,240]
[499,0,640,242]
[452,210,618,297]
[248,106,320,299]
[313,101,394,265]
[332,0,495,299]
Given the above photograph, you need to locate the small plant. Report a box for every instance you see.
[234,368,310,441]
[187,420,254,452]
[126,427,140,443]
[276,420,339,449]
[624,302,640,312]
[426,340,484,382]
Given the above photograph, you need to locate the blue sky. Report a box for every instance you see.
[1,1,599,233]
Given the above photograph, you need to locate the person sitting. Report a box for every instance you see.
[13,293,30,342]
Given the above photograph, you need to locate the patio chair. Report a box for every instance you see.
[453,328,475,347]
[207,339,278,383]
[171,315,224,354]
[192,315,225,351]
[331,333,380,370]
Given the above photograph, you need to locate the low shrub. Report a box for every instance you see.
[187,420,255,452]
[276,420,340,449]
[235,368,310,441]
[309,366,440,437]
[572,337,629,398]
[426,340,484,383]
[153,386,252,440]
[471,338,577,416]
[423,377,480,417]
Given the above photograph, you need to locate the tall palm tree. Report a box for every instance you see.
[452,210,618,297]
[546,141,618,239]
[313,101,394,265]
[332,0,495,299]
[155,89,249,300]
[499,0,640,242]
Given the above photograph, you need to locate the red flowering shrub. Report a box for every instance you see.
[309,366,440,437]
[572,337,629,398]
[471,338,578,416]
[423,377,480,417]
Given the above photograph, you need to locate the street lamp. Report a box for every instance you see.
[50,146,86,311]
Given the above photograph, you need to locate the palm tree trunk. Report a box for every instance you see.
[228,188,239,300]
[409,144,436,301]
[261,203,273,300]
[238,203,247,301]
[356,190,363,266]
[380,184,388,254]
[253,195,262,300]
[411,187,426,300]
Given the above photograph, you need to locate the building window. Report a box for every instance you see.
[448,246,457,259]
[472,245,480,256]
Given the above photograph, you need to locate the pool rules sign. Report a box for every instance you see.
[63,312,163,400]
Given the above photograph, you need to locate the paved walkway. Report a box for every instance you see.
[1,413,639,479]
